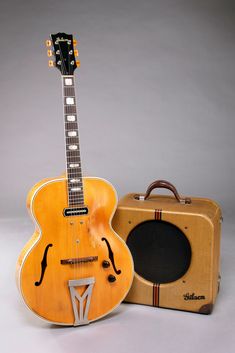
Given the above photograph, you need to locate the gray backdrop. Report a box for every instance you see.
[0,1,235,353]
[1,0,235,219]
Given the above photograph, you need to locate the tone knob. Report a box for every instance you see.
[108,274,116,283]
[102,260,110,268]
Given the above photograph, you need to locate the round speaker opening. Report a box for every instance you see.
[126,220,191,284]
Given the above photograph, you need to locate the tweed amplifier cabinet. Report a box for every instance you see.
[112,180,222,314]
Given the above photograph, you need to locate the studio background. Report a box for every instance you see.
[0,1,235,353]
[1,0,235,219]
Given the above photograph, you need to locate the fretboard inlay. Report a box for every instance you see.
[62,76,84,206]
[68,131,77,137]
[68,145,78,150]
[65,78,73,86]
[66,97,75,105]
[70,179,80,183]
[67,115,76,122]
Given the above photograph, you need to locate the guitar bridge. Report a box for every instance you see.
[61,256,98,265]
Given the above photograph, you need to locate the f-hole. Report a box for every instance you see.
[35,244,53,286]
[101,237,121,275]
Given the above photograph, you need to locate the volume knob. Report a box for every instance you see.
[108,274,116,283]
[102,260,110,268]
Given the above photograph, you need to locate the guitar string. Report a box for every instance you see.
[58,40,76,280]
[59,38,86,283]
[69,40,80,280]
[65,68,83,206]
[68,41,79,281]
[73,54,86,280]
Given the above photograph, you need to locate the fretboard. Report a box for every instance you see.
[62,75,84,206]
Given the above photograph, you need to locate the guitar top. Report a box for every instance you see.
[16,33,134,326]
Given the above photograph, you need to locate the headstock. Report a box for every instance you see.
[46,33,80,75]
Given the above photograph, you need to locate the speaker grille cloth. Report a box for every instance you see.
[126,220,191,284]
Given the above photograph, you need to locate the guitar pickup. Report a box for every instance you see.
[63,206,88,217]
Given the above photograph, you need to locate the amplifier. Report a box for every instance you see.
[112,180,222,314]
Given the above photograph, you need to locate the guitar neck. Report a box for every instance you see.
[62,75,84,206]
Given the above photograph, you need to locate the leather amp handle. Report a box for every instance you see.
[136,179,191,204]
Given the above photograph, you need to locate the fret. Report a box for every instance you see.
[68,195,84,198]
[65,122,77,127]
[68,196,84,200]
[62,75,84,206]
[69,196,84,199]
[68,191,84,195]
[65,126,78,130]
[66,149,80,152]
[65,141,80,145]
[67,161,81,165]
[69,201,84,204]
[65,129,78,132]
[69,202,85,206]
[66,141,79,144]
[66,142,80,145]
[67,174,82,177]
[66,155,80,159]
[67,172,82,175]
[66,155,80,158]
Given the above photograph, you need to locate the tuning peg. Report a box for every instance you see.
[74,49,79,57]
[48,60,55,67]
[47,49,53,57]
[73,39,77,46]
[76,60,81,67]
[45,40,52,47]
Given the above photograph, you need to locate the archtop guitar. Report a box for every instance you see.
[16,33,133,326]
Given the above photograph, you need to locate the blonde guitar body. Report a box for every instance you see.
[16,176,133,325]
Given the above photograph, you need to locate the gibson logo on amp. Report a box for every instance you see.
[183,293,206,301]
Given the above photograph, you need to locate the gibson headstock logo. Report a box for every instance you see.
[183,292,205,301]
[55,37,72,45]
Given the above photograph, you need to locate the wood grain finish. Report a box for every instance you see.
[16,177,134,325]
[112,193,221,314]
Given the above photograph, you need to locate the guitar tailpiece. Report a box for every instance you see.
[68,277,95,326]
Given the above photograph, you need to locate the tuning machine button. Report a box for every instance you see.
[73,39,77,46]
[47,49,53,57]
[48,60,55,67]
[45,40,52,47]
[108,274,116,283]
[76,60,81,67]
[74,49,79,57]
[102,260,110,268]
